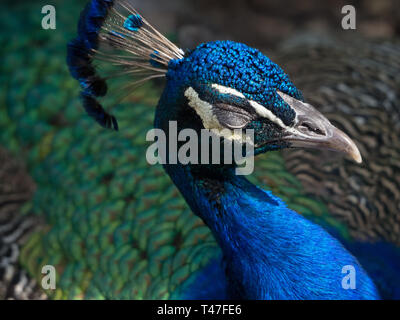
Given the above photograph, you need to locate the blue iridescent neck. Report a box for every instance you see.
[163,162,286,298]
[163,162,379,300]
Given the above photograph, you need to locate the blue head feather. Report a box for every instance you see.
[123,14,144,32]
[67,1,177,132]
[149,50,164,68]
[165,41,303,126]
[67,0,118,130]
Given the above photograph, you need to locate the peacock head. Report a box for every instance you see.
[67,1,361,165]
[157,40,362,163]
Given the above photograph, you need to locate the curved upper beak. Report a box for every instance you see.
[277,91,362,164]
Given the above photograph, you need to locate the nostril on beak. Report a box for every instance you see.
[299,122,325,136]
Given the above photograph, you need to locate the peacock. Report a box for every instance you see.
[1,0,400,299]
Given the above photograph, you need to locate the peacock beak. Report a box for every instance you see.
[277,91,362,164]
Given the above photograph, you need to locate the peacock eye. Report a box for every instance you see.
[213,103,253,129]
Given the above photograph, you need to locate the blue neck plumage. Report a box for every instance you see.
[164,162,380,300]
[164,162,298,299]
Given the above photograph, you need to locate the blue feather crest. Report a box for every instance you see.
[67,0,184,131]
[123,14,143,32]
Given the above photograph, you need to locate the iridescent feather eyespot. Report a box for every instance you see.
[123,14,144,32]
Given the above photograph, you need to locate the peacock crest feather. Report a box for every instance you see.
[67,0,184,131]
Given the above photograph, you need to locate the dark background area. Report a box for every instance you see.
[131,0,400,49]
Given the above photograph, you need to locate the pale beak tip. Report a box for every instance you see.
[348,141,363,164]
[334,127,363,164]
[352,150,363,164]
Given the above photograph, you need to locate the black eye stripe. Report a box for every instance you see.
[213,108,253,129]
[213,103,254,118]
[193,83,257,116]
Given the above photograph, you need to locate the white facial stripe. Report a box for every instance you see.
[184,87,251,143]
[185,87,221,129]
[184,86,312,144]
[210,86,299,135]
[249,100,290,131]
[249,92,307,137]
[211,84,245,99]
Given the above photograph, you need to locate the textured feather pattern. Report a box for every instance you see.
[277,37,400,245]
[276,37,400,299]
[0,149,45,300]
